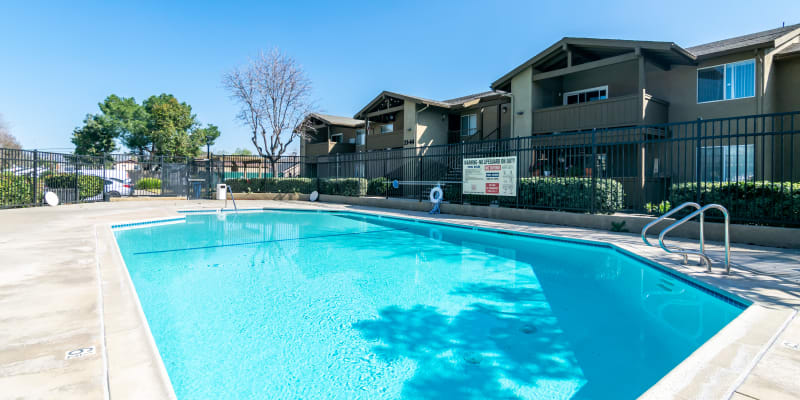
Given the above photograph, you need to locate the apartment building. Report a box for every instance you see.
[300,24,800,196]
[493,23,800,136]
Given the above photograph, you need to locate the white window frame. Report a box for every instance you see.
[696,59,756,104]
[563,85,609,106]
[460,113,478,136]
[380,124,393,134]
[330,133,343,143]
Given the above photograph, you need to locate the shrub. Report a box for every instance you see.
[644,200,672,215]
[0,174,34,206]
[43,174,103,199]
[318,178,367,196]
[135,178,161,190]
[224,178,316,194]
[669,181,800,223]
[367,178,387,196]
[517,177,625,214]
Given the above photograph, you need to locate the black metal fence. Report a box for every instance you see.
[302,111,800,226]
[0,150,191,208]
[3,111,799,226]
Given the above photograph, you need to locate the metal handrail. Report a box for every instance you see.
[641,202,701,248]
[225,185,238,213]
[658,204,730,274]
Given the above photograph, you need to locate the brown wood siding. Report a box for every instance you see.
[533,94,642,133]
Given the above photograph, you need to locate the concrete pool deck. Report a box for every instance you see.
[0,199,798,399]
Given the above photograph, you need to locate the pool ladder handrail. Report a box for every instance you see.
[641,202,730,274]
[641,202,700,249]
[225,185,238,213]
[658,203,729,274]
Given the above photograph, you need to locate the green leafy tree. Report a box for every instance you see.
[71,114,117,155]
[133,94,199,156]
[73,94,216,158]
[194,124,221,158]
[232,148,253,155]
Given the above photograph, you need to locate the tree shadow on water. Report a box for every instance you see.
[352,283,589,399]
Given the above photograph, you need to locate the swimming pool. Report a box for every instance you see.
[113,210,746,399]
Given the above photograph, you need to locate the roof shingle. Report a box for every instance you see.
[687,23,800,57]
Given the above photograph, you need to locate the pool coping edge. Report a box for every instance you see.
[98,223,178,400]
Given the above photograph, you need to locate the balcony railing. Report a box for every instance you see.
[366,132,403,151]
[305,141,356,158]
[532,93,668,134]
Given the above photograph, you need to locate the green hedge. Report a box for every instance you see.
[43,174,103,199]
[367,178,387,196]
[318,178,367,197]
[442,178,624,213]
[670,181,800,222]
[135,178,161,190]
[0,174,34,206]
[517,177,624,214]
[225,178,316,194]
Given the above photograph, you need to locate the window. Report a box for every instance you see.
[330,133,343,143]
[699,144,754,182]
[356,129,365,145]
[697,59,755,103]
[380,124,393,134]
[460,114,477,136]
[564,86,608,105]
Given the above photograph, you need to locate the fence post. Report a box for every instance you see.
[102,153,107,201]
[418,155,422,202]
[74,155,79,203]
[32,150,38,206]
[185,157,190,200]
[590,129,597,214]
[160,155,165,197]
[516,141,520,208]
[207,152,212,199]
[695,118,702,203]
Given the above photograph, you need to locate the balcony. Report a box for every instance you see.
[366,132,403,151]
[532,93,668,134]
[305,141,356,159]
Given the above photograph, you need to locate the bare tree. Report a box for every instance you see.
[223,49,314,177]
[0,113,22,149]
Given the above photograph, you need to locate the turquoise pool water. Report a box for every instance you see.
[114,210,745,400]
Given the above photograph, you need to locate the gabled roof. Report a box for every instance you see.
[308,113,364,128]
[687,23,800,58]
[491,38,695,89]
[776,42,800,59]
[354,90,509,118]
[442,91,500,105]
[354,91,451,118]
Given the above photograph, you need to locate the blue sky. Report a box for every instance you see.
[1,0,798,154]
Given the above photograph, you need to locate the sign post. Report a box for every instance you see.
[462,156,517,197]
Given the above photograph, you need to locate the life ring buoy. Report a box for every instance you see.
[429,186,443,204]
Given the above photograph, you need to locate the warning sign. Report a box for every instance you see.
[462,156,517,196]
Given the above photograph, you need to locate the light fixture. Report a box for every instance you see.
[502,106,508,113]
